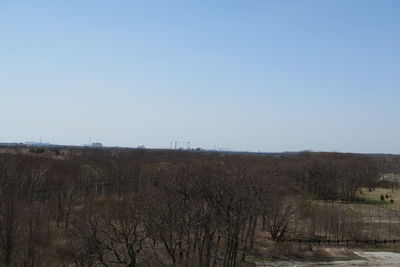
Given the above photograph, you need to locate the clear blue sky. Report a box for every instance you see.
[1,0,399,153]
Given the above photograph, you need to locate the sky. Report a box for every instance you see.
[1,0,399,153]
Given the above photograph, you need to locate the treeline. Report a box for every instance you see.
[291,153,378,201]
[0,149,379,266]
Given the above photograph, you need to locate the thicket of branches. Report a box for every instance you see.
[0,149,380,266]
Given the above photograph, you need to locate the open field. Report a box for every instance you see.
[381,174,400,183]
[256,251,400,266]
[357,187,400,210]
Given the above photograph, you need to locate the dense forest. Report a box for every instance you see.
[0,147,394,266]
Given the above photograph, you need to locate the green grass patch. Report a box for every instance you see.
[352,196,387,206]
[356,188,400,210]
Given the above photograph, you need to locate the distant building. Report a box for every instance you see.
[91,143,102,148]
[137,145,145,149]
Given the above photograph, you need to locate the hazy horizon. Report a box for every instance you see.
[1,1,400,153]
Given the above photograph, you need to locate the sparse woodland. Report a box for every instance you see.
[0,148,395,266]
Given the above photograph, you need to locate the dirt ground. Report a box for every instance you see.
[255,251,400,266]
